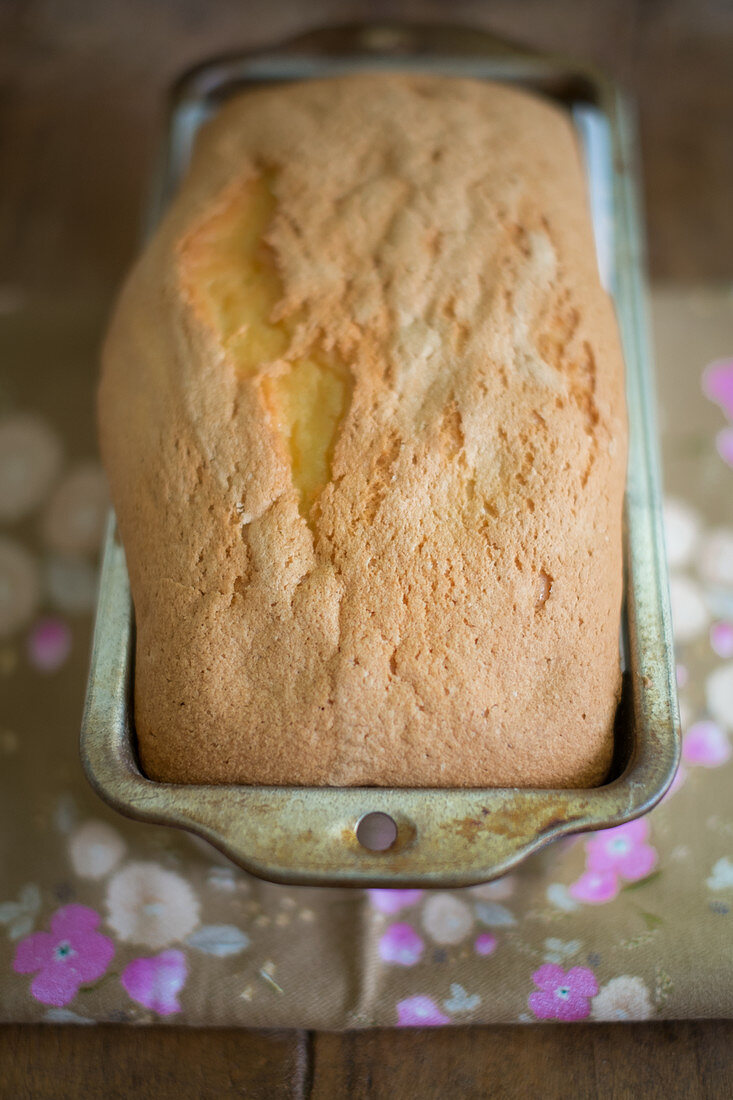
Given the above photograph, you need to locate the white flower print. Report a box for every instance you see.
[0,536,40,640]
[699,528,733,590]
[0,414,61,522]
[591,976,653,1021]
[668,575,709,643]
[105,862,200,949]
[42,463,108,555]
[707,857,733,892]
[706,664,733,732]
[69,820,126,880]
[421,893,474,945]
[662,498,700,569]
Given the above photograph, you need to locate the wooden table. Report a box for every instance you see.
[1,2,732,1096]
[2,1022,733,1097]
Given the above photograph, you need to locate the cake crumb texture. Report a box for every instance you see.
[99,74,627,787]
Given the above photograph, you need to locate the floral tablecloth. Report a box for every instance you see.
[1,287,732,1028]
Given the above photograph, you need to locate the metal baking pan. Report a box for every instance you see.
[81,21,680,887]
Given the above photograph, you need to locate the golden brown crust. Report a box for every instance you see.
[99,74,627,788]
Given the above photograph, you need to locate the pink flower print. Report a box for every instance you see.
[717,427,733,469]
[703,358,733,419]
[529,964,598,1022]
[121,950,187,1016]
[711,622,733,660]
[27,617,71,672]
[585,820,657,882]
[568,869,621,905]
[379,923,424,966]
[368,889,424,915]
[12,905,114,1006]
[396,995,450,1027]
[474,933,497,956]
[683,720,732,768]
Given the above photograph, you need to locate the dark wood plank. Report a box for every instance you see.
[0,1026,308,1100]
[311,1025,600,1100]
[693,1020,733,1099]
[3,1021,732,1099]
[634,0,733,281]
[311,1023,733,1099]
[0,0,732,290]
[592,1022,705,1099]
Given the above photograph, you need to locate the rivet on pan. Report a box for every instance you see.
[355,812,399,851]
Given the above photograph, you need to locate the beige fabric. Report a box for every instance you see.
[0,289,731,1026]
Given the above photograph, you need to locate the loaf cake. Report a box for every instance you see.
[99,74,627,788]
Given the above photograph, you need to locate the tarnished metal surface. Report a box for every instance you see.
[80,21,680,887]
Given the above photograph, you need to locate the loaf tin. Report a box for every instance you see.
[81,21,680,887]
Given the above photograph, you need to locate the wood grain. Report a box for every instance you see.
[0,1026,309,1100]
[633,0,733,280]
[1,1021,732,1098]
[311,1023,733,1099]
[312,1026,597,1098]
[0,0,732,293]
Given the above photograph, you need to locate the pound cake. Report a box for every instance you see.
[99,74,627,788]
